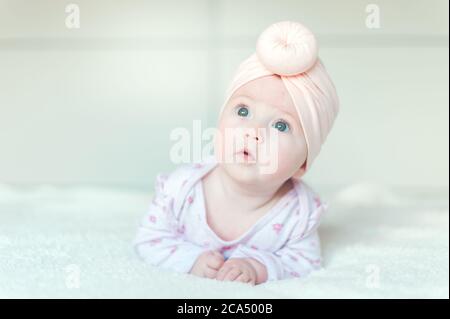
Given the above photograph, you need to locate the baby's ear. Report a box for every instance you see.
[292,162,307,179]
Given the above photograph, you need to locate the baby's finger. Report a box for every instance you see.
[235,273,250,283]
[207,255,225,269]
[240,269,256,285]
[224,268,242,281]
[216,265,233,281]
[204,267,218,279]
[211,250,224,260]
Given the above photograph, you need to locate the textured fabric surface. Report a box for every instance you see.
[0,183,448,298]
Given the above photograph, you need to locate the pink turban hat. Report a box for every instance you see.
[219,21,339,171]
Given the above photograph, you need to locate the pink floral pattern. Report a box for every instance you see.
[177,224,185,235]
[220,244,237,252]
[134,161,324,281]
[272,223,283,235]
[314,197,321,208]
[149,238,162,245]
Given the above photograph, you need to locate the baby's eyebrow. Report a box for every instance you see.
[232,94,253,102]
[269,102,299,124]
[275,105,296,119]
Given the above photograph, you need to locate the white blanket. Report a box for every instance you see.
[0,183,448,298]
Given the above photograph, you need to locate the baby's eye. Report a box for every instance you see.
[272,120,290,132]
[236,105,250,117]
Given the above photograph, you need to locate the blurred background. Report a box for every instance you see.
[0,0,448,191]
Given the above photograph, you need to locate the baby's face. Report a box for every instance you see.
[215,75,308,186]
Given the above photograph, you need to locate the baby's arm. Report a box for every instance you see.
[225,202,326,283]
[227,230,321,283]
[133,173,210,274]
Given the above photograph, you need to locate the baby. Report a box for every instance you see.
[133,21,339,285]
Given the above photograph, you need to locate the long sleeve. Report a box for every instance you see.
[228,202,327,282]
[133,173,208,274]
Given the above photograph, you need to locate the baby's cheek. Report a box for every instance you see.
[215,120,233,158]
[272,155,295,179]
[216,118,245,156]
[274,140,305,177]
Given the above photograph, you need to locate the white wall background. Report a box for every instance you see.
[0,0,448,189]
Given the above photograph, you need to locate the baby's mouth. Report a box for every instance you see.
[235,147,256,162]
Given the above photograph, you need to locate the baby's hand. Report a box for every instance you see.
[189,250,225,279]
[216,258,257,285]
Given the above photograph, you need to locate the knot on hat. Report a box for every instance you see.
[256,21,318,76]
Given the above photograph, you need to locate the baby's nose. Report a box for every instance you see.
[245,130,263,143]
